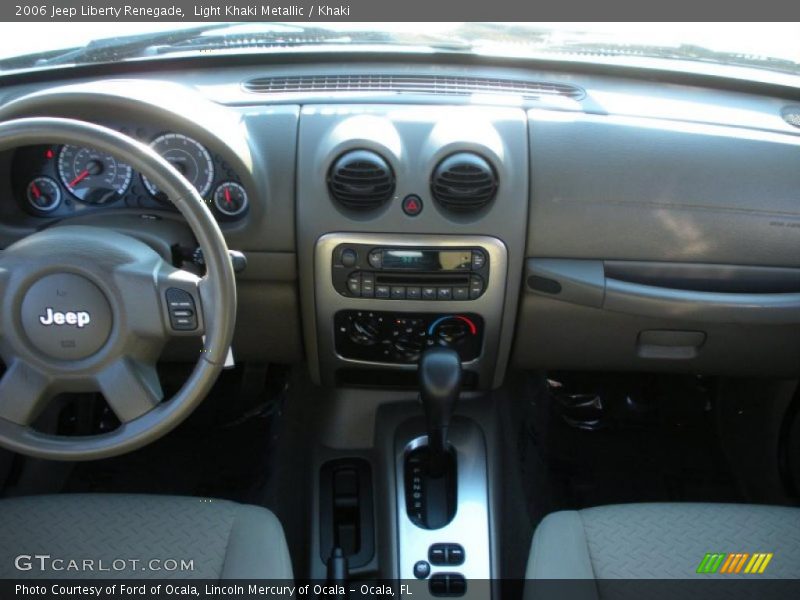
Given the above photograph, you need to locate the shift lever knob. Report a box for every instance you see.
[418,347,461,475]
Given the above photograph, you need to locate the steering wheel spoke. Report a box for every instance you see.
[0,360,51,426]
[96,358,163,423]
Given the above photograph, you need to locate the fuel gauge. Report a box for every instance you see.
[213,182,248,217]
[26,176,62,213]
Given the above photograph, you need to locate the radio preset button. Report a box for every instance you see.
[406,286,421,299]
[471,250,486,269]
[347,274,362,296]
[437,287,452,300]
[422,287,437,300]
[361,273,375,297]
[391,286,406,299]
[453,287,469,300]
[375,285,391,298]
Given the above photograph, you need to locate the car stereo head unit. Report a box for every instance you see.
[331,243,490,301]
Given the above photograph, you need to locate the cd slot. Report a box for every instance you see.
[374,273,471,286]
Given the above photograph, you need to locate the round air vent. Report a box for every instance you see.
[431,152,498,213]
[327,150,395,211]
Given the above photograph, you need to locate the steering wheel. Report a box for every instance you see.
[0,118,237,461]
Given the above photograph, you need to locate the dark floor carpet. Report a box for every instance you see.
[63,365,286,504]
[517,372,744,527]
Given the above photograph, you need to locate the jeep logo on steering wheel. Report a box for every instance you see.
[38,307,91,329]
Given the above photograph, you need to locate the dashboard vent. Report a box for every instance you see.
[431,153,498,213]
[243,75,584,100]
[328,150,395,211]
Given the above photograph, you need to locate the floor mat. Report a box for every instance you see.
[518,372,744,527]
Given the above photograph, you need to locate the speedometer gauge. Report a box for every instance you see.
[142,133,214,200]
[58,145,133,205]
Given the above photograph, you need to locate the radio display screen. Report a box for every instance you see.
[382,249,472,271]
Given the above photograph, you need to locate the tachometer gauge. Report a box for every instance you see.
[58,145,132,205]
[213,182,249,217]
[142,133,214,200]
[26,176,62,213]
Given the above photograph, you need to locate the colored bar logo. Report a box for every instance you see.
[697,553,773,574]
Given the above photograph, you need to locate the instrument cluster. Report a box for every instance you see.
[12,127,249,221]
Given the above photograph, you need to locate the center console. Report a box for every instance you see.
[298,105,528,594]
[314,233,508,389]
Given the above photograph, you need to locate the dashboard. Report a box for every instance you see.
[1,58,800,387]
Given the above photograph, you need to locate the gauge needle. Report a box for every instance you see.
[224,187,232,205]
[30,183,41,198]
[69,169,90,187]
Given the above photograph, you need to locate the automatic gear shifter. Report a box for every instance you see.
[403,347,461,529]
[419,347,462,477]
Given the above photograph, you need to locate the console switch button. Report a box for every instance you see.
[448,545,465,565]
[469,276,484,299]
[429,573,466,597]
[429,544,447,565]
[347,274,361,297]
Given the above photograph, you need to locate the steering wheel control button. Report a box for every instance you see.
[402,194,423,216]
[340,248,358,267]
[414,560,431,579]
[21,273,112,361]
[166,288,198,331]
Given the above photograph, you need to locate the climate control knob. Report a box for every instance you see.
[435,320,470,346]
[349,313,381,346]
[428,315,478,350]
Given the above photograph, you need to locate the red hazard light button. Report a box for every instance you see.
[402,194,423,216]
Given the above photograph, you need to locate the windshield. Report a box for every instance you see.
[1,22,799,81]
